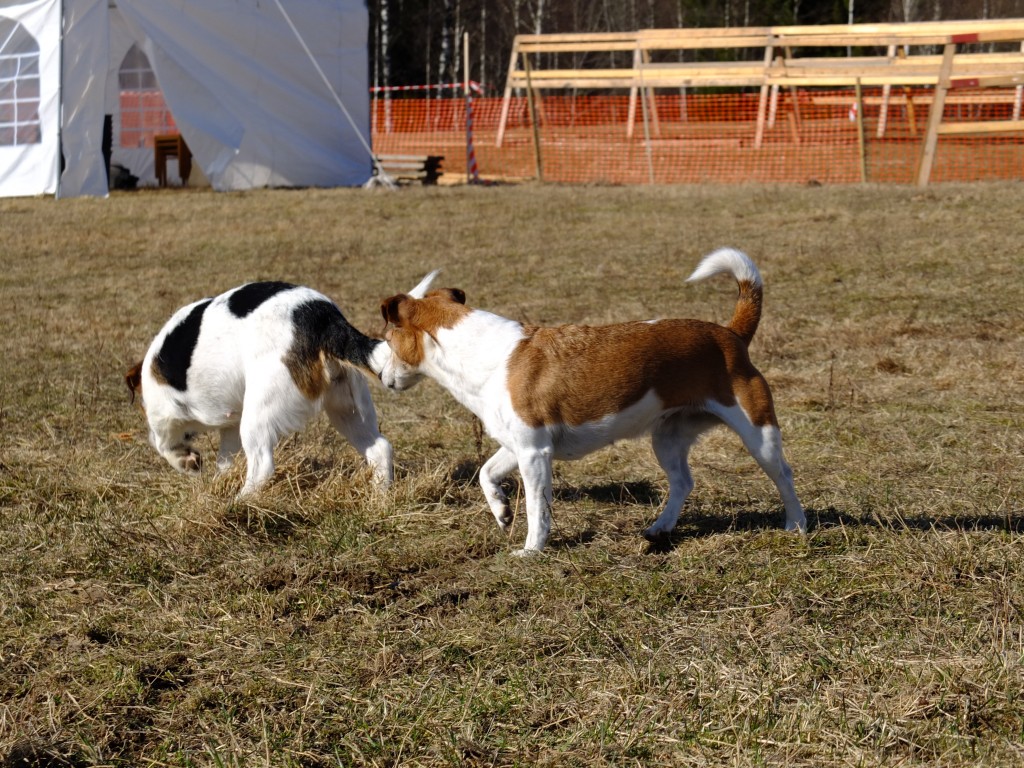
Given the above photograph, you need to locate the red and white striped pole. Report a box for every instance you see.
[464,32,481,184]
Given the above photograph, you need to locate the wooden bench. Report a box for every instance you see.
[153,134,192,187]
[374,154,444,185]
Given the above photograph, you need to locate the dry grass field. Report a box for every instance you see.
[1,182,1022,767]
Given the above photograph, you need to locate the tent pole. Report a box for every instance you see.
[56,0,65,197]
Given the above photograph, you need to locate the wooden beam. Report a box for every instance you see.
[918,42,957,187]
[495,41,521,148]
[494,19,1024,173]
[936,119,1024,135]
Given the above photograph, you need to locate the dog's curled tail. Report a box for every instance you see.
[686,247,764,346]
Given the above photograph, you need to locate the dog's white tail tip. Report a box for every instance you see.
[409,269,442,299]
[686,247,762,287]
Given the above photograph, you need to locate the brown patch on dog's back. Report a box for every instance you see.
[507,319,778,428]
[284,349,329,400]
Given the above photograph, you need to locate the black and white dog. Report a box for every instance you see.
[126,276,435,496]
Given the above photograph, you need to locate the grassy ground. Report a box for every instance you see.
[0,182,1022,767]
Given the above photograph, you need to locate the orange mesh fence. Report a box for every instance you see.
[371,89,1024,185]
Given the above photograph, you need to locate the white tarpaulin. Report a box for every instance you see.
[0,0,61,196]
[0,0,371,198]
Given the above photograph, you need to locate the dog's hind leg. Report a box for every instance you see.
[236,387,295,497]
[708,400,806,533]
[643,417,710,540]
[752,424,805,532]
[514,444,555,555]
[217,425,242,473]
[324,372,394,487]
[480,446,519,531]
[237,420,278,497]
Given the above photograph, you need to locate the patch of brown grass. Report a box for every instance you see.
[0,183,1022,766]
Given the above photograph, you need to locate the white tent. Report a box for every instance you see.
[0,0,372,198]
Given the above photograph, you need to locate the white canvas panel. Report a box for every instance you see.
[116,0,371,190]
[0,0,60,197]
[57,0,108,198]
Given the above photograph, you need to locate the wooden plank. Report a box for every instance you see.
[523,53,543,182]
[952,74,1024,88]
[936,119,1024,134]
[754,42,774,148]
[516,40,642,54]
[495,42,521,148]
[514,31,640,44]
[812,92,1021,105]
[769,19,1024,36]
[855,79,867,182]
[917,41,957,187]
[377,154,437,161]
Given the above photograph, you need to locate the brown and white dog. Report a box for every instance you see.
[378,248,805,554]
[125,275,436,497]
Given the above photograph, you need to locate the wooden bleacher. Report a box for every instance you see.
[497,19,1024,185]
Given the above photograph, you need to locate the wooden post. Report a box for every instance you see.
[785,46,802,130]
[787,110,801,145]
[523,53,543,182]
[905,88,917,136]
[495,41,521,148]
[642,47,661,139]
[638,63,655,184]
[755,37,775,148]
[855,78,868,182]
[1015,42,1024,120]
[917,41,957,187]
[627,47,639,140]
[877,44,896,137]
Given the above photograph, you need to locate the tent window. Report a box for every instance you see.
[118,44,175,148]
[0,18,42,146]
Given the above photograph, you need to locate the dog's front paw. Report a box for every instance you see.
[641,526,669,543]
[785,516,807,534]
[510,547,542,558]
[178,450,202,475]
[493,505,514,531]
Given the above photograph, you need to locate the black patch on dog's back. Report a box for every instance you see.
[228,281,296,318]
[291,299,378,369]
[154,299,212,391]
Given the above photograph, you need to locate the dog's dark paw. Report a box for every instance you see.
[641,527,666,542]
[496,507,514,530]
[181,451,202,474]
[641,528,674,552]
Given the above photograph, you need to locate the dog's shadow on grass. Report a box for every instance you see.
[641,504,1024,554]
[452,463,1023,554]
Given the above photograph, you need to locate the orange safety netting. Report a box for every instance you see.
[371,90,1024,185]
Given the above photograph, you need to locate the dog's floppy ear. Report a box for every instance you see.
[380,294,408,327]
[125,361,143,405]
[436,288,466,305]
